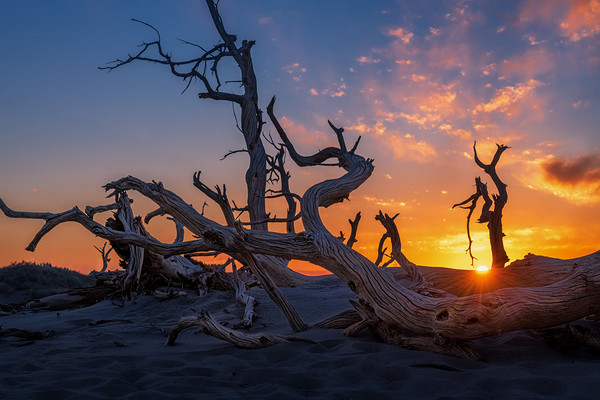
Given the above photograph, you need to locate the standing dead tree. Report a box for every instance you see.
[453,142,510,269]
[2,1,600,358]
[94,243,113,273]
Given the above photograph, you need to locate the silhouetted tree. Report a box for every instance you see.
[454,142,510,269]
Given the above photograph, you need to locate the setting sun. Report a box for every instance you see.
[475,265,490,273]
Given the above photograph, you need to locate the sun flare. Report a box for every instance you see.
[475,265,490,273]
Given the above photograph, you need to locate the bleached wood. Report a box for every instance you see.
[232,264,257,329]
[165,311,310,348]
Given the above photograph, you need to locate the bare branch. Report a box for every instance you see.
[165,311,309,348]
[221,149,248,160]
[266,146,300,233]
[0,197,213,257]
[144,207,165,224]
[472,141,510,205]
[99,18,243,104]
[452,177,484,267]
[85,202,122,219]
[167,216,185,244]
[94,242,114,273]
[193,172,236,227]
[345,212,361,248]
[374,232,390,267]
[328,119,347,152]
[267,97,343,167]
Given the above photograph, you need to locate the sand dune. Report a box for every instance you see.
[1,275,599,399]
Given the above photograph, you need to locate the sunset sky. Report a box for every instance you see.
[1,1,599,275]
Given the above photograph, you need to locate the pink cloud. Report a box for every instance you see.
[357,56,381,64]
[473,79,541,115]
[278,116,331,147]
[282,63,306,82]
[387,27,414,44]
[438,124,472,139]
[499,48,556,79]
[560,0,600,41]
[387,133,437,162]
[519,0,600,42]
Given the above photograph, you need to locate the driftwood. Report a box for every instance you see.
[2,0,600,359]
[232,263,257,329]
[165,311,311,348]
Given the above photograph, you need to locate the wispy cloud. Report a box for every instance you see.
[499,48,556,80]
[387,133,437,162]
[519,0,600,42]
[473,79,541,115]
[357,56,380,64]
[278,116,331,147]
[438,123,471,139]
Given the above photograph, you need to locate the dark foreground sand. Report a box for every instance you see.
[1,275,599,399]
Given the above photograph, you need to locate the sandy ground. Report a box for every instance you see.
[1,275,599,399]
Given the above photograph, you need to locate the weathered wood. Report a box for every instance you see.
[345,212,361,248]
[112,193,145,293]
[94,242,113,273]
[389,253,584,297]
[315,309,361,329]
[242,252,308,332]
[192,173,307,330]
[5,177,600,345]
[473,142,510,268]
[232,264,257,329]
[165,311,311,348]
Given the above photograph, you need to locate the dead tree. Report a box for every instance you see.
[2,1,600,358]
[97,2,310,289]
[454,142,510,269]
[94,242,113,273]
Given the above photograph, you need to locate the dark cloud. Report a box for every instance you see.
[542,153,600,186]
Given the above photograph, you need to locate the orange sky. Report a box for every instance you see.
[1,1,599,275]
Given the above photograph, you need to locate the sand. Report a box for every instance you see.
[1,275,599,399]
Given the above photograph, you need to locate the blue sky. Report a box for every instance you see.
[1,1,599,273]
